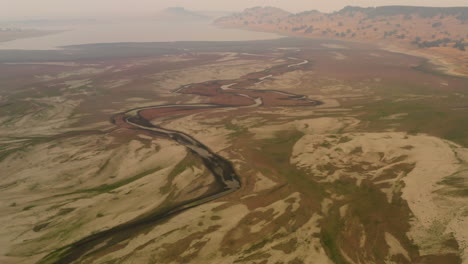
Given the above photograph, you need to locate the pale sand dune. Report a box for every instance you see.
[381,113,408,120]
[161,114,232,153]
[62,79,91,90]
[237,194,332,264]
[331,52,347,60]
[252,70,306,92]
[215,52,239,62]
[0,97,81,137]
[253,107,317,117]
[339,204,349,218]
[94,202,250,263]
[171,165,215,202]
[0,136,193,260]
[248,192,301,233]
[262,214,333,264]
[250,117,358,139]
[125,97,148,102]
[287,117,468,260]
[253,172,278,192]
[103,79,131,89]
[231,116,265,128]
[61,179,331,263]
[36,66,113,81]
[385,232,410,262]
[322,43,349,49]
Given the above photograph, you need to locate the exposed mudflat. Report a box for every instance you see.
[0,38,467,264]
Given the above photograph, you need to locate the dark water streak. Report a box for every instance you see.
[39,59,322,264]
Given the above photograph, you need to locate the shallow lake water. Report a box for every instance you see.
[0,19,281,50]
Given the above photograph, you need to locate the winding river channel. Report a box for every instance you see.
[39,56,322,264]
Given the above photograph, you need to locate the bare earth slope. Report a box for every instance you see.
[0,39,467,263]
[215,6,468,76]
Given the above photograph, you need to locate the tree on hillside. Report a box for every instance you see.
[305,26,314,34]
[418,38,454,48]
[292,25,307,32]
[454,39,466,51]
[384,30,397,38]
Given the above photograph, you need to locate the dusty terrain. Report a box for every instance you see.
[215,6,468,76]
[0,38,467,264]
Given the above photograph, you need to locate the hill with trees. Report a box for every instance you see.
[215,6,468,75]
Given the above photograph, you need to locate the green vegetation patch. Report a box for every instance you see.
[437,169,468,197]
[23,205,37,211]
[225,122,247,137]
[0,137,48,163]
[252,128,424,262]
[256,130,326,202]
[355,97,468,147]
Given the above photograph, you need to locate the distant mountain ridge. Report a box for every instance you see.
[156,7,210,21]
[215,6,468,50]
[336,6,468,20]
[215,5,468,75]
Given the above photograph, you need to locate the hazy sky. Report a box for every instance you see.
[2,0,468,19]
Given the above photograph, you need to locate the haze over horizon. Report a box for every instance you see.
[1,0,468,20]
[1,0,468,262]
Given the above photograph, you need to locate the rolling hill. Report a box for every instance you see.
[156,7,210,21]
[215,6,468,76]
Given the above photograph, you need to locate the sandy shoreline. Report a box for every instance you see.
[0,29,64,44]
[380,43,468,78]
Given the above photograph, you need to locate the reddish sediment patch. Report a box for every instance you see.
[138,107,216,121]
